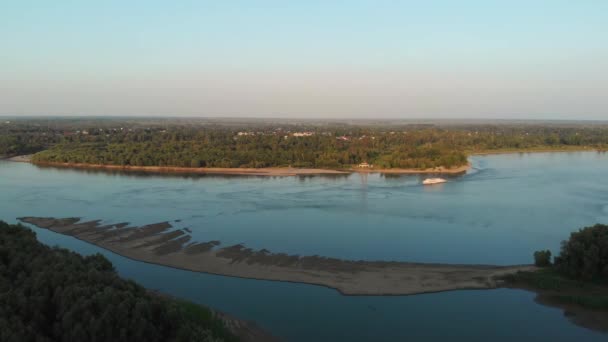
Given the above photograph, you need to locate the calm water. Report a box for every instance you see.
[1,152,608,341]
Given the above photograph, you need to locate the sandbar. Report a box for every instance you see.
[18,216,534,296]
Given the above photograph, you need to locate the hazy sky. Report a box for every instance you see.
[2,1,607,119]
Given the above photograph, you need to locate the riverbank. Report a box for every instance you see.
[18,157,471,176]
[18,216,534,296]
[31,162,351,176]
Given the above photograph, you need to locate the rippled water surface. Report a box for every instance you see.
[2,152,607,341]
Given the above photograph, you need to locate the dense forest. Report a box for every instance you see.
[31,131,469,169]
[0,220,237,342]
[532,223,608,282]
[3,118,608,169]
[554,224,608,282]
[0,128,58,156]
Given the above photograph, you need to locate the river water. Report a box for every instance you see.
[1,152,607,341]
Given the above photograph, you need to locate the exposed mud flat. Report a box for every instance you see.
[18,216,534,295]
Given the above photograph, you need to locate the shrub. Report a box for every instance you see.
[534,250,552,267]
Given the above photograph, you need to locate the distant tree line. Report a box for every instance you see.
[0,220,237,342]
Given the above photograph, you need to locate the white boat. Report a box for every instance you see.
[422,178,447,185]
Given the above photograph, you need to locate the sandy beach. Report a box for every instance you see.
[4,154,33,162]
[19,216,535,296]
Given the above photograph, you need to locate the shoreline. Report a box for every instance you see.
[7,147,602,177]
[352,163,470,174]
[468,146,599,156]
[27,159,471,176]
[18,216,535,296]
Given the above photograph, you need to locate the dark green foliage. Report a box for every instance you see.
[554,224,608,283]
[534,250,552,267]
[31,130,468,169]
[0,220,237,342]
[0,131,56,156]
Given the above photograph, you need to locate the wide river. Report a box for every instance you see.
[2,152,608,341]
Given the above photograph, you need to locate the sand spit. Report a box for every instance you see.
[18,217,534,296]
[4,154,33,162]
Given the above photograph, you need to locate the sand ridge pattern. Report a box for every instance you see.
[18,217,534,295]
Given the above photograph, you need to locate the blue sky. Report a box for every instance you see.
[1,1,607,119]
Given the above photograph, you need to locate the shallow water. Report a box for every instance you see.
[1,151,607,341]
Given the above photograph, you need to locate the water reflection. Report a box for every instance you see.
[295,173,350,181]
[34,164,356,181]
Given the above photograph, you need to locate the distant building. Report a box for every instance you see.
[358,162,371,168]
[292,132,314,137]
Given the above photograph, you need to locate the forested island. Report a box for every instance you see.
[2,118,608,171]
[0,220,278,342]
